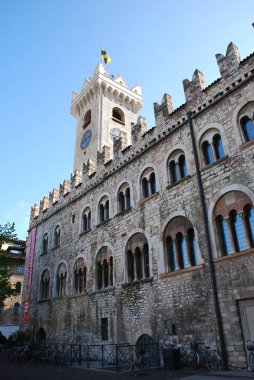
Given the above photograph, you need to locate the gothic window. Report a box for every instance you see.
[13,302,20,316]
[164,216,199,272]
[56,263,67,297]
[244,204,254,246]
[237,102,254,143]
[82,207,91,232]
[96,247,113,289]
[83,109,91,128]
[202,140,214,165]
[40,269,50,300]
[118,183,131,212]
[200,130,225,166]
[53,225,61,248]
[241,117,254,142]
[168,150,188,184]
[98,196,110,223]
[74,258,86,294]
[112,107,125,124]
[213,134,225,159]
[42,233,48,254]
[214,191,254,257]
[15,281,21,294]
[141,168,157,199]
[126,233,150,283]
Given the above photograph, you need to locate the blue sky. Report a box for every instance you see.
[0,0,253,240]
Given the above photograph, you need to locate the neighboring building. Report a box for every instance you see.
[0,240,26,338]
[23,42,254,369]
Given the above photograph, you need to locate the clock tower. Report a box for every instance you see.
[71,63,143,172]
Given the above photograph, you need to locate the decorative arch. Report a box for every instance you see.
[125,233,150,283]
[208,184,254,258]
[231,96,254,146]
[96,246,114,289]
[52,223,62,248]
[73,257,87,294]
[117,181,132,212]
[138,163,159,201]
[80,204,92,233]
[163,216,199,272]
[96,192,112,224]
[55,261,68,297]
[198,125,226,166]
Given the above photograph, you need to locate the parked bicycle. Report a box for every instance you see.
[188,342,221,371]
[118,348,152,371]
[246,340,254,372]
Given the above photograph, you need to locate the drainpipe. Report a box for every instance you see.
[186,111,228,370]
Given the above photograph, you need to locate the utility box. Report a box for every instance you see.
[163,348,181,370]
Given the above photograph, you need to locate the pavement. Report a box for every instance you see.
[1,354,254,380]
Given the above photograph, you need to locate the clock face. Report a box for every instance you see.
[110,127,122,140]
[80,129,92,150]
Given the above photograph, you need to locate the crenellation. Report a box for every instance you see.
[131,116,147,143]
[183,69,206,103]
[216,42,241,78]
[40,196,49,213]
[71,169,82,188]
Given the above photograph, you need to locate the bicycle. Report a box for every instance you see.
[246,340,254,372]
[188,342,221,371]
[118,349,152,371]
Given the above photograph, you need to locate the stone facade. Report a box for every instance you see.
[22,42,254,369]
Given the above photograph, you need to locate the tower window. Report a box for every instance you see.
[112,107,125,125]
[83,110,91,128]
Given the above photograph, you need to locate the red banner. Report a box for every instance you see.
[23,227,36,324]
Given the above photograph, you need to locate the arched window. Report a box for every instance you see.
[186,228,198,266]
[54,225,61,248]
[202,141,214,165]
[213,134,225,159]
[118,183,131,212]
[15,281,21,294]
[229,210,248,252]
[56,263,67,297]
[142,177,149,198]
[179,155,187,178]
[42,233,48,254]
[98,196,110,223]
[74,258,86,294]
[125,233,150,282]
[164,216,198,272]
[83,109,91,128]
[127,250,135,282]
[112,107,125,124]
[141,168,157,199]
[13,302,20,316]
[82,207,91,232]
[169,161,179,183]
[96,247,113,289]
[244,204,254,246]
[214,191,254,257]
[150,172,156,194]
[168,150,188,184]
[40,269,50,300]
[241,116,254,142]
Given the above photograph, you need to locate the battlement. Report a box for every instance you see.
[29,42,254,228]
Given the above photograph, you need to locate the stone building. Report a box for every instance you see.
[23,42,254,369]
[0,239,26,338]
